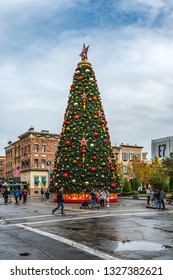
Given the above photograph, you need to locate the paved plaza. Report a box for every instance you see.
[0,195,173,260]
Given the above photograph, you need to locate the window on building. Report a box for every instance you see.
[0,160,2,166]
[0,170,2,175]
[42,159,46,168]
[136,154,141,160]
[34,177,39,187]
[41,177,46,187]
[122,153,128,161]
[42,145,46,153]
[129,153,134,161]
[34,144,39,152]
[24,146,27,155]
[54,146,58,152]
[27,145,30,153]
[123,165,128,173]
[34,159,39,168]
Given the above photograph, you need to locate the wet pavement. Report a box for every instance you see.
[0,195,173,260]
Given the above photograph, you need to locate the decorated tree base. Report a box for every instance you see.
[52,192,118,204]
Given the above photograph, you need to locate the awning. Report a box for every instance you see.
[34,178,39,183]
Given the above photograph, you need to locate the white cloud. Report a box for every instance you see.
[0,0,173,159]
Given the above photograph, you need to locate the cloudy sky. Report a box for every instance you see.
[0,0,173,159]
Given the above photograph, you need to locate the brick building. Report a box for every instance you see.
[4,128,60,195]
[3,128,146,195]
[0,155,5,188]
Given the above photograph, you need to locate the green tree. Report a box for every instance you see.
[122,177,132,193]
[162,152,173,190]
[149,157,168,190]
[50,45,120,194]
[131,156,150,188]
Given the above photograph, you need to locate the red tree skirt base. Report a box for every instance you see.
[52,192,118,203]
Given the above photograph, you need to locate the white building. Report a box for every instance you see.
[151,136,173,159]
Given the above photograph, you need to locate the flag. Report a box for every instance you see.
[14,166,20,177]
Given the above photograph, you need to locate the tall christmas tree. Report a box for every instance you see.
[49,44,120,202]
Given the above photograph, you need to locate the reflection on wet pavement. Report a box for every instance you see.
[116,241,172,252]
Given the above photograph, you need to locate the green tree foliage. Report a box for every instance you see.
[149,157,168,191]
[162,152,173,190]
[49,52,120,194]
[131,156,150,187]
[122,177,132,193]
[130,177,140,191]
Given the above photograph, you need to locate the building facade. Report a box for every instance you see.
[151,136,173,159]
[113,143,144,174]
[4,128,60,196]
[0,156,5,188]
[2,129,145,195]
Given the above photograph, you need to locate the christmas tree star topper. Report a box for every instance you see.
[79,44,89,61]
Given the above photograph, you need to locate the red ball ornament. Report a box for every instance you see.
[77,76,83,80]
[66,141,71,146]
[93,96,97,101]
[74,115,80,120]
[91,167,96,172]
[63,173,68,178]
[93,132,98,137]
[93,156,97,160]
[111,167,115,171]
[111,183,116,188]
[53,167,57,171]
[72,145,76,149]
[81,149,86,154]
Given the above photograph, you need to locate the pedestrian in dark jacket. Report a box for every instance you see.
[52,188,65,215]
[22,188,28,203]
[3,188,10,204]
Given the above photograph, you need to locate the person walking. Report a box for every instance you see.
[160,189,165,210]
[3,187,10,204]
[155,190,161,210]
[41,188,44,201]
[105,190,110,207]
[45,189,50,204]
[52,188,65,215]
[99,190,105,207]
[14,187,20,205]
[90,189,99,210]
[22,188,28,203]
[146,188,151,206]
